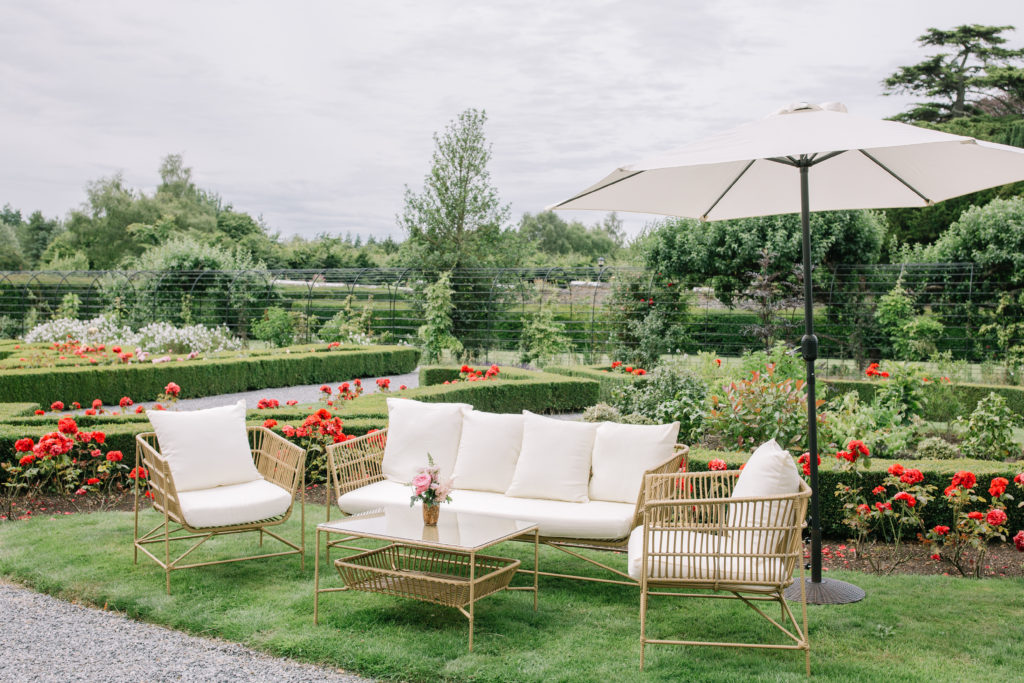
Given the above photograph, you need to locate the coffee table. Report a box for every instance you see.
[314,506,539,650]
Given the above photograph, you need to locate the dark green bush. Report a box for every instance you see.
[0,346,420,405]
[822,378,1024,423]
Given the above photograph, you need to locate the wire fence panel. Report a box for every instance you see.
[0,264,1006,363]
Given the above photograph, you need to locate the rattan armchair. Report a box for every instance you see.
[133,426,306,593]
[636,470,812,674]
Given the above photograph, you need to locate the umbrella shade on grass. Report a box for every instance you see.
[553,101,1024,604]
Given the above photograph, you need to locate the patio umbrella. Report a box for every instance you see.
[552,101,1024,604]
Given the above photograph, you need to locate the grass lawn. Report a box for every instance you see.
[1,507,1022,682]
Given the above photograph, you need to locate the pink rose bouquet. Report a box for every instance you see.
[408,453,454,508]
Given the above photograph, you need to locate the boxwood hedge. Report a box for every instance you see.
[822,378,1024,422]
[0,345,420,406]
[542,365,639,402]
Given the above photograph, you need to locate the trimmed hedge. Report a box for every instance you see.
[823,378,1024,422]
[688,448,1024,539]
[543,365,640,402]
[0,345,420,406]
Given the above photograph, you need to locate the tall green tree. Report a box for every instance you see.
[0,221,27,270]
[21,211,62,267]
[883,24,1024,122]
[518,211,620,262]
[397,108,514,269]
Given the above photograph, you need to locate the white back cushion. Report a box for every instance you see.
[147,399,261,492]
[452,411,524,492]
[727,439,802,553]
[589,421,680,503]
[505,411,597,503]
[381,398,470,482]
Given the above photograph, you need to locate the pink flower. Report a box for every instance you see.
[1014,530,1024,552]
[411,472,433,496]
[164,382,181,397]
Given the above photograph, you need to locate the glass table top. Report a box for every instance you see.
[317,505,538,551]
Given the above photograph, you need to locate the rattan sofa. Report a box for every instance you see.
[325,413,689,585]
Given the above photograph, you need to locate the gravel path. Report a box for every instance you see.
[0,582,374,683]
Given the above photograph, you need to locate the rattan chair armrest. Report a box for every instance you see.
[325,428,387,497]
[134,432,180,515]
[629,443,690,531]
[249,426,306,493]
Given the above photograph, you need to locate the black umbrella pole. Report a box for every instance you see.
[786,163,865,605]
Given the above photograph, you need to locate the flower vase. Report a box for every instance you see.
[422,503,440,526]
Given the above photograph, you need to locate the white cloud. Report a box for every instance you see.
[0,0,1021,239]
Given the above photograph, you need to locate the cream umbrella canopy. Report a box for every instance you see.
[553,101,1024,604]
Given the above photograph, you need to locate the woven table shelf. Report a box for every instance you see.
[335,545,521,608]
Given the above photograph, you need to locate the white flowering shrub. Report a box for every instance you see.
[25,315,242,354]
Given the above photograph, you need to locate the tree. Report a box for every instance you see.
[20,211,62,267]
[397,108,513,270]
[517,211,620,262]
[883,25,1024,122]
[0,221,27,270]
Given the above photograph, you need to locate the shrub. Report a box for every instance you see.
[417,271,462,363]
[609,364,707,442]
[739,341,804,381]
[959,392,1023,460]
[705,364,816,451]
[582,403,622,423]
[821,390,923,459]
[23,314,241,355]
[318,295,374,345]
[518,305,571,367]
[605,270,690,369]
[252,307,296,348]
[915,437,960,460]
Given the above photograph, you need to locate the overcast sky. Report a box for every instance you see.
[2,1,1022,241]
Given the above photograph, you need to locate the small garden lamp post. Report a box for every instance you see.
[552,101,1024,604]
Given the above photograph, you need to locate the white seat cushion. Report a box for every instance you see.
[380,399,471,483]
[589,421,680,503]
[627,527,786,584]
[177,479,292,528]
[147,399,261,492]
[727,439,802,554]
[505,411,597,503]
[338,481,636,540]
[452,411,524,492]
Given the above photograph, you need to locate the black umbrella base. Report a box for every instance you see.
[784,577,866,605]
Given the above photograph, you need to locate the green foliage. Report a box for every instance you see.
[925,197,1024,288]
[605,271,690,368]
[541,365,639,403]
[739,341,804,382]
[55,293,81,319]
[518,304,571,367]
[821,390,922,458]
[738,250,801,350]
[915,436,960,460]
[0,221,27,270]
[517,211,621,264]
[958,392,1023,460]
[705,364,815,451]
[416,271,462,363]
[415,366,599,415]
[643,211,883,306]
[882,24,1024,122]
[318,295,373,344]
[252,306,296,347]
[607,364,707,442]
[979,291,1024,375]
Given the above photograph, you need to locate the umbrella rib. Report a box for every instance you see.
[700,159,756,220]
[551,170,644,208]
[858,149,932,204]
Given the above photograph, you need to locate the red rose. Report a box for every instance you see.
[14,438,34,452]
[1014,530,1024,552]
[134,405,144,414]
[286,400,298,406]
[1015,472,1024,485]
[92,431,106,444]
[75,487,87,496]
[933,525,950,536]
[282,425,296,438]
[106,450,124,462]
[263,419,278,428]
[399,385,407,390]
[875,502,892,512]
[946,471,976,497]
[112,346,121,353]
[18,454,35,466]
[930,554,941,561]
[50,401,64,411]
[72,402,81,409]
[119,396,133,408]
[872,485,886,495]
[58,417,78,434]
[899,469,924,485]
[90,449,101,458]
[319,385,332,394]
[986,509,1008,526]
[967,511,984,521]
[84,409,97,416]
[989,477,1009,498]
[128,466,148,479]
[887,463,905,476]
[847,439,869,457]
[893,491,916,507]
[856,503,871,515]
[164,382,181,397]
[34,410,45,415]
[92,399,102,409]
[708,458,727,471]
[86,478,100,485]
